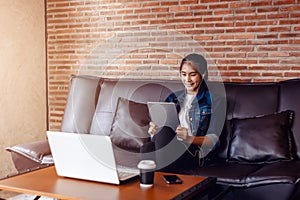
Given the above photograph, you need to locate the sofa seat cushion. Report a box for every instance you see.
[230,183,296,200]
[245,161,300,186]
[110,97,151,152]
[172,162,262,187]
[228,110,294,164]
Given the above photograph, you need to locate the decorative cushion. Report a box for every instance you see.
[110,97,151,152]
[227,110,294,164]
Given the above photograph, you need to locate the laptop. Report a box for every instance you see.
[147,102,179,131]
[46,131,139,185]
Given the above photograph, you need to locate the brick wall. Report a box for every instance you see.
[46,0,300,130]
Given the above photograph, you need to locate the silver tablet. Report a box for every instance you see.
[147,102,179,131]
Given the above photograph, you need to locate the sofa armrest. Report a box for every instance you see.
[6,140,53,165]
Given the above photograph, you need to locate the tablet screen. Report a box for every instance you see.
[147,102,179,131]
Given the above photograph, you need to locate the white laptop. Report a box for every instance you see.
[147,102,179,131]
[46,131,139,185]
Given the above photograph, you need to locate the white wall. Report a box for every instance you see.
[0,0,46,176]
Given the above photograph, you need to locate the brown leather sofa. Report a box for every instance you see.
[6,75,300,200]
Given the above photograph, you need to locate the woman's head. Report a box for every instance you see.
[179,54,208,94]
[179,53,208,80]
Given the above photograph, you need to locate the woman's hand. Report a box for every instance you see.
[148,122,158,137]
[175,126,189,141]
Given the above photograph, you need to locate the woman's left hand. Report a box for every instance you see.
[175,126,189,141]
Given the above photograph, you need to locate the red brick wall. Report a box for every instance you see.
[46,0,300,130]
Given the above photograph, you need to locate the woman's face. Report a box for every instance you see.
[180,63,203,95]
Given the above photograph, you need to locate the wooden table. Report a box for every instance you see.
[0,166,216,200]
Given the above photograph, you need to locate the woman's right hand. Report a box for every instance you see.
[148,122,158,137]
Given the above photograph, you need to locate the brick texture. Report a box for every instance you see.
[46,0,300,130]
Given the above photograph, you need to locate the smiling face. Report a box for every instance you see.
[180,62,204,95]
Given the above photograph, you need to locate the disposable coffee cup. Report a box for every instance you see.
[137,160,156,187]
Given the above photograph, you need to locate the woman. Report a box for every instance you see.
[145,53,219,171]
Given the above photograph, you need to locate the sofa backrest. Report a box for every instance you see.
[224,83,279,120]
[60,75,300,160]
[278,79,300,159]
[61,75,102,134]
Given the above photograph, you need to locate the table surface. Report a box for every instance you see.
[0,166,216,200]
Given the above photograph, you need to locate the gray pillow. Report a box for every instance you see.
[227,110,294,164]
[110,97,151,153]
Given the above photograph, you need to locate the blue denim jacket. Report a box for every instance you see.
[165,81,212,137]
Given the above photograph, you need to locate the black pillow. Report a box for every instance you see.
[110,97,151,153]
[227,110,294,164]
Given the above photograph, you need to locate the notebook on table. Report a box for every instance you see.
[46,131,139,185]
[147,102,179,131]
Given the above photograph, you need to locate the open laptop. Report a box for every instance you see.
[147,102,179,131]
[46,131,139,185]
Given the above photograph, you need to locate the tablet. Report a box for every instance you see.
[147,102,179,131]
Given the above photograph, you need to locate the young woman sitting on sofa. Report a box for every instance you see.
[145,53,221,171]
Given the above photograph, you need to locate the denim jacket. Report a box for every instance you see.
[165,81,212,137]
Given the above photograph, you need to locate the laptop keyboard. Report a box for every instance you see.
[117,165,139,181]
[117,171,137,180]
[117,165,139,174]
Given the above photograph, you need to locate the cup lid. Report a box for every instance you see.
[137,160,156,170]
